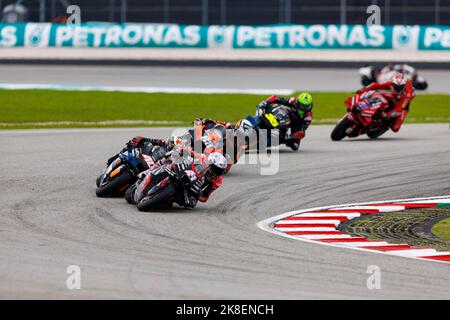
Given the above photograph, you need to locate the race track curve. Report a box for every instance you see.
[0,124,449,299]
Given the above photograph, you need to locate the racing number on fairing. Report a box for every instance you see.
[265,113,279,128]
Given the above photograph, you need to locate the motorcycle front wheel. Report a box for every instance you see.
[96,175,102,187]
[331,117,353,141]
[137,183,177,212]
[95,170,134,198]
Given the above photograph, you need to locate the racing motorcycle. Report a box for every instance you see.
[331,90,394,141]
[126,156,201,212]
[95,143,166,197]
[179,120,244,173]
[359,64,428,90]
[245,104,296,150]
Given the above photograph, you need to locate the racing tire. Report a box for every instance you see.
[286,140,300,151]
[125,184,136,204]
[367,127,389,139]
[95,170,134,198]
[137,183,177,212]
[331,118,353,141]
[413,80,428,90]
[96,175,102,187]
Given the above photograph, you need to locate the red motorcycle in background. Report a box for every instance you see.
[331,90,395,141]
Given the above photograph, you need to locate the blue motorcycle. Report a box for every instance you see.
[96,143,166,197]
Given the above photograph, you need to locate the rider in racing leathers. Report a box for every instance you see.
[177,148,227,205]
[177,118,241,173]
[187,118,234,153]
[356,73,415,132]
[255,92,313,150]
[106,136,167,166]
[123,118,244,174]
[133,146,227,208]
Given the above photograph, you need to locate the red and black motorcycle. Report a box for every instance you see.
[331,90,394,141]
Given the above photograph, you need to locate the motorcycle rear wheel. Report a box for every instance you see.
[95,170,134,198]
[331,118,353,141]
[413,80,428,90]
[137,183,177,212]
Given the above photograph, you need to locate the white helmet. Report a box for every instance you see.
[235,119,253,137]
[392,72,407,93]
[206,152,227,179]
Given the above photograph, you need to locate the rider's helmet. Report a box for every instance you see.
[205,152,227,181]
[392,73,407,94]
[167,135,184,151]
[235,119,253,137]
[296,92,313,114]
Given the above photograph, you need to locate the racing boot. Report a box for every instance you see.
[286,139,300,151]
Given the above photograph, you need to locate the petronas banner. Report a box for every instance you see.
[0,23,448,50]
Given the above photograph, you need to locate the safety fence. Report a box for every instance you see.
[4,0,450,26]
[0,23,448,50]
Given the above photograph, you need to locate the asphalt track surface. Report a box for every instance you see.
[1,64,450,93]
[0,124,449,299]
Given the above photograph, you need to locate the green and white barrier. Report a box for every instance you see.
[0,23,448,50]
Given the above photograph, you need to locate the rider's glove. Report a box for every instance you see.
[257,100,268,108]
[256,107,265,117]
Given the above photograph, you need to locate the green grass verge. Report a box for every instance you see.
[1,89,449,129]
[432,217,450,241]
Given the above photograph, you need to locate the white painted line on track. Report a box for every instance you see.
[0,120,185,127]
[388,249,438,257]
[340,241,390,247]
[331,205,405,212]
[291,212,361,219]
[298,234,353,240]
[0,83,294,95]
[275,219,342,225]
[275,227,338,232]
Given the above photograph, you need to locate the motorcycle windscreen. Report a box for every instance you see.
[271,106,291,128]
